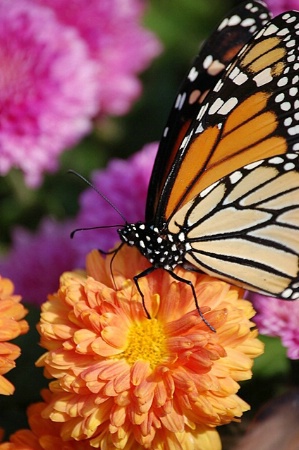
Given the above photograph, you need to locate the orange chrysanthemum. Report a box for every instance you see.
[36,246,263,449]
[0,276,28,395]
[0,390,94,450]
[0,392,218,450]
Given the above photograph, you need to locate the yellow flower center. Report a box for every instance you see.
[123,319,167,369]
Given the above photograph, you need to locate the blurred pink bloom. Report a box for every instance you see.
[0,219,78,306]
[73,142,158,265]
[32,0,162,116]
[250,293,299,359]
[266,0,299,15]
[0,0,100,187]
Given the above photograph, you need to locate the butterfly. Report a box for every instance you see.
[118,0,299,319]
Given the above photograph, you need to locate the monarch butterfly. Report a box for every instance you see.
[118,0,299,317]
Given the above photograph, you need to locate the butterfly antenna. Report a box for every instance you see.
[70,224,123,239]
[68,169,127,223]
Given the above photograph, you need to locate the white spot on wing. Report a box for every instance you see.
[180,131,192,149]
[228,14,241,26]
[263,23,279,36]
[287,153,298,159]
[196,122,204,134]
[188,66,199,82]
[175,92,186,110]
[233,71,248,86]
[277,28,289,36]
[209,98,224,115]
[286,15,296,24]
[284,162,295,170]
[286,39,296,48]
[230,171,243,184]
[217,97,238,115]
[214,79,223,93]
[241,18,255,27]
[281,101,291,111]
[290,87,298,96]
[229,66,240,79]
[288,125,299,136]
[282,288,292,298]
[197,102,209,121]
[253,67,273,87]
[269,156,284,164]
[203,55,213,69]
[275,93,285,103]
[217,17,228,31]
[244,160,264,170]
[277,76,288,87]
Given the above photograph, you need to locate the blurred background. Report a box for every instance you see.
[0,0,298,448]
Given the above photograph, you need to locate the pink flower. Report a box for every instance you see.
[73,142,158,264]
[250,293,299,359]
[32,0,162,116]
[0,0,99,187]
[266,0,299,15]
[0,219,78,306]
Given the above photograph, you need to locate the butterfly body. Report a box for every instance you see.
[118,1,299,306]
[119,221,187,271]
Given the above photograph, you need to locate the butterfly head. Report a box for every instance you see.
[118,222,186,270]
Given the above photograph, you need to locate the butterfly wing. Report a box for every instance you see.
[163,10,299,298]
[145,0,271,222]
[170,153,299,299]
[154,10,299,227]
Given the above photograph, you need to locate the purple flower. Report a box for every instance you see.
[32,0,162,116]
[73,142,158,265]
[250,293,299,359]
[0,143,157,305]
[0,219,78,306]
[0,0,100,187]
[266,0,299,15]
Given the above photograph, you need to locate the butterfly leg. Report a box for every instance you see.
[133,266,157,319]
[166,270,216,332]
[97,244,124,291]
[98,242,123,256]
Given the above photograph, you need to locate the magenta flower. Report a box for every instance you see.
[250,293,299,359]
[266,0,299,15]
[73,142,158,265]
[0,219,78,306]
[32,0,162,116]
[0,0,100,187]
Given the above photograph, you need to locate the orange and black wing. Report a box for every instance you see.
[145,0,271,222]
[157,10,299,225]
[165,10,299,299]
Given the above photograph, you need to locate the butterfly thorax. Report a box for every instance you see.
[118,222,187,270]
